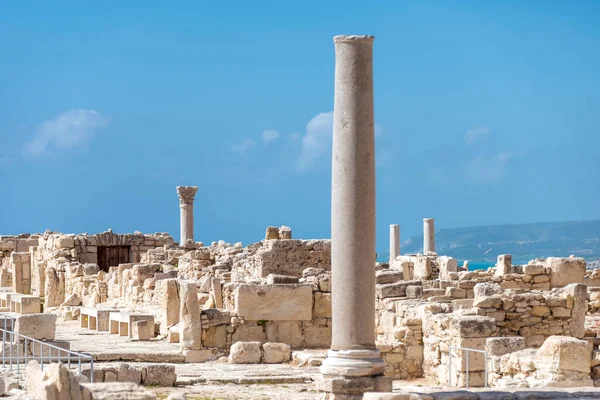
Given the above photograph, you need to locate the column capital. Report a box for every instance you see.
[176,186,198,205]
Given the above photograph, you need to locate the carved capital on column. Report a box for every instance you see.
[176,186,198,206]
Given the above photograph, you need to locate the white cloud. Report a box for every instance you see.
[465,126,490,145]
[23,109,110,157]
[469,151,512,182]
[261,129,279,144]
[297,111,334,171]
[231,138,256,154]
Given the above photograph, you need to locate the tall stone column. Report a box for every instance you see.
[423,218,435,254]
[176,186,198,247]
[320,35,389,399]
[389,224,400,262]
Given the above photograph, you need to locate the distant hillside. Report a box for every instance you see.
[385,219,600,263]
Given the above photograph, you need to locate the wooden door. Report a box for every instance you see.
[97,246,131,272]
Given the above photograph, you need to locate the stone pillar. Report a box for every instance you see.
[320,34,389,399]
[176,186,199,247]
[423,218,435,254]
[179,280,201,351]
[389,224,400,262]
[11,252,31,294]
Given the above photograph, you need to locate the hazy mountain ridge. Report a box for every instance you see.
[387,219,600,263]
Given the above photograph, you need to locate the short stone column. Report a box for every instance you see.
[319,34,389,399]
[176,186,198,247]
[423,218,435,254]
[11,252,31,294]
[389,224,400,262]
[179,280,201,351]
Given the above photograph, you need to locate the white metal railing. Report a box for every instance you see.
[448,345,488,388]
[0,315,94,382]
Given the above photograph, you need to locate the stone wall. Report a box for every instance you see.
[231,239,330,281]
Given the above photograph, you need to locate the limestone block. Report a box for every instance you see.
[486,337,526,357]
[132,320,153,341]
[376,281,421,299]
[303,324,331,348]
[262,342,291,363]
[14,314,56,340]
[143,364,176,386]
[232,324,265,343]
[406,285,423,299]
[413,257,432,280]
[56,236,75,249]
[535,336,592,375]
[523,264,545,276]
[265,226,280,240]
[25,360,80,400]
[450,316,495,338]
[159,279,179,335]
[437,256,458,279]
[228,341,262,364]
[422,288,445,299]
[547,257,586,288]
[61,293,81,307]
[203,325,227,348]
[116,363,142,384]
[279,225,292,239]
[494,254,512,276]
[179,281,201,350]
[561,283,587,339]
[234,284,313,321]
[314,292,332,318]
[375,270,404,285]
[446,287,466,299]
[265,321,302,348]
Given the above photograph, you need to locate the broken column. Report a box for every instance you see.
[176,186,199,247]
[320,34,388,399]
[423,218,435,254]
[11,252,31,294]
[389,224,400,262]
[179,280,202,351]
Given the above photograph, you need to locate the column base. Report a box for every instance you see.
[320,349,386,376]
[317,374,392,399]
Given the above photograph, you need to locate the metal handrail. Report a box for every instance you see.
[448,345,488,388]
[0,315,94,382]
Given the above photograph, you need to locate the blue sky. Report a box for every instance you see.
[1,1,599,251]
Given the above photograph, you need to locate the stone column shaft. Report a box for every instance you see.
[423,218,435,254]
[321,34,384,379]
[176,186,198,245]
[389,224,400,262]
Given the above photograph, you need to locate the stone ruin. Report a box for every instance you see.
[2,35,600,400]
[2,220,600,399]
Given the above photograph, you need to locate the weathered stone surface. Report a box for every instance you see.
[450,316,496,338]
[375,270,404,285]
[179,281,201,350]
[546,257,586,288]
[143,364,176,386]
[486,337,526,357]
[377,281,421,299]
[234,284,313,321]
[314,292,332,318]
[159,279,179,335]
[561,283,586,339]
[535,335,592,375]
[60,293,81,307]
[15,314,56,340]
[228,341,262,364]
[262,342,291,363]
[117,363,142,384]
[265,321,303,348]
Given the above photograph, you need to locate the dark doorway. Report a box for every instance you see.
[97,246,131,272]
